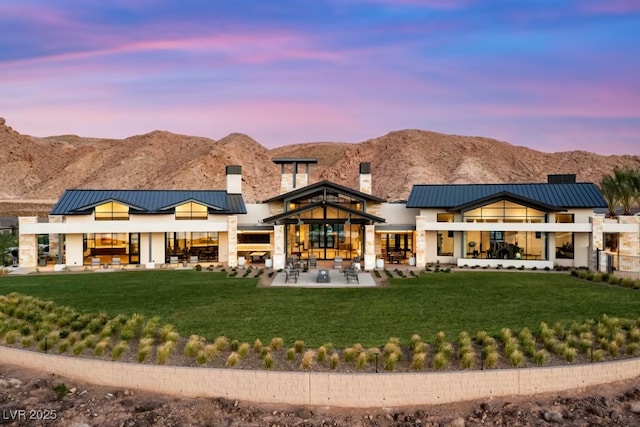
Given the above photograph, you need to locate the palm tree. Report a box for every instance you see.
[600,173,621,218]
[614,168,637,215]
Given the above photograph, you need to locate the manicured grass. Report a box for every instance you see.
[1,271,639,347]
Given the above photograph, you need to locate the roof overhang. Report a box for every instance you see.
[158,198,224,212]
[263,180,385,204]
[71,198,146,213]
[262,200,386,224]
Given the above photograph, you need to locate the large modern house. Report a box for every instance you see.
[17,160,640,274]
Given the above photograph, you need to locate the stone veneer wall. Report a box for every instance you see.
[0,346,638,408]
[618,216,640,271]
[359,173,372,195]
[227,216,238,268]
[48,215,64,263]
[18,217,38,268]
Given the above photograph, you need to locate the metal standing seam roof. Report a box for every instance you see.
[50,190,247,215]
[406,183,608,209]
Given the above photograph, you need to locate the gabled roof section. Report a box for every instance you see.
[262,200,386,224]
[448,191,560,213]
[263,180,386,203]
[51,190,247,215]
[406,183,607,210]
[157,198,224,211]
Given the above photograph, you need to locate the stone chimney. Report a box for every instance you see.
[359,162,372,195]
[226,165,242,194]
[274,158,317,194]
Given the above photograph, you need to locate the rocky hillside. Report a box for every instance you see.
[1,118,639,215]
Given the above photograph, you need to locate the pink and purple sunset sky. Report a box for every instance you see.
[1,1,639,155]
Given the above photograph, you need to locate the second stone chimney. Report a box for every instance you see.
[226,165,242,194]
[359,162,372,195]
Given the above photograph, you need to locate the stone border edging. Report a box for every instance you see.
[1,346,639,408]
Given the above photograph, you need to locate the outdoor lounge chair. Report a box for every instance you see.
[189,255,198,265]
[308,255,317,268]
[111,257,121,268]
[285,268,299,284]
[334,256,342,269]
[91,258,101,269]
[169,256,179,268]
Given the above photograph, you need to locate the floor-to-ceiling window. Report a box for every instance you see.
[83,233,130,264]
[165,232,219,262]
[437,213,454,256]
[555,213,574,259]
[462,201,547,260]
[379,233,413,263]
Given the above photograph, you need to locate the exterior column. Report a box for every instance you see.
[364,225,375,271]
[18,217,38,268]
[618,216,640,273]
[273,225,285,269]
[591,214,605,271]
[227,216,238,268]
[48,215,64,264]
[415,217,428,268]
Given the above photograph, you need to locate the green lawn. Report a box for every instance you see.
[1,271,639,347]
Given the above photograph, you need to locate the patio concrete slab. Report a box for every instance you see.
[270,269,377,288]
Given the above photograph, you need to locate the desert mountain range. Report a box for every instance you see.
[1,117,639,216]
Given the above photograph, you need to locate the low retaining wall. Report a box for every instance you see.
[1,346,639,408]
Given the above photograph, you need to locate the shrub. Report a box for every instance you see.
[294,340,305,353]
[533,349,548,366]
[184,336,205,358]
[411,352,426,370]
[20,335,34,348]
[72,342,85,356]
[384,352,399,371]
[253,338,263,353]
[460,351,474,369]
[414,341,427,354]
[214,336,230,352]
[329,352,340,370]
[238,342,250,358]
[317,345,327,362]
[196,350,208,366]
[156,341,175,364]
[300,350,316,369]
[263,352,274,369]
[286,347,296,361]
[485,350,499,369]
[195,264,202,271]
[4,330,19,345]
[226,352,240,367]
[510,350,524,367]
[432,351,449,370]
[57,339,70,354]
[343,346,358,362]
[93,338,111,356]
[269,337,284,351]
[591,349,605,362]
[204,344,218,360]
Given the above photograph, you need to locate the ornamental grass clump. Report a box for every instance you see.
[4,330,19,345]
[533,349,548,366]
[230,339,240,352]
[627,342,639,356]
[20,335,34,348]
[411,352,426,370]
[93,338,111,357]
[71,341,85,356]
[57,339,70,354]
[156,341,175,365]
[263,352,274,369]
[226,352,240,367]
[628,327,640,343]
[294,340,305,353]
[301,350,315,369]
[184,335,206,358]
[343,346,359,362]
[509,350,524,367]
[269,337,284,351]
[253,338,263,354]
[214,336,230,352]
[160,324,179,343]
[204,344,218,360]
[432,351,449,370]
[413,341,427,354]
[285,347,296,361]
[355,352,367,370]
[384,352,399,371]
[366,348,381,363]
[460,351,475,369]
[564,347,577,362]
[137,337,154,362]
[237,342,250,358]
[196,350,208,366]
[316,345,327,362]
[329,352,340,370]
[410,334,421,350]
